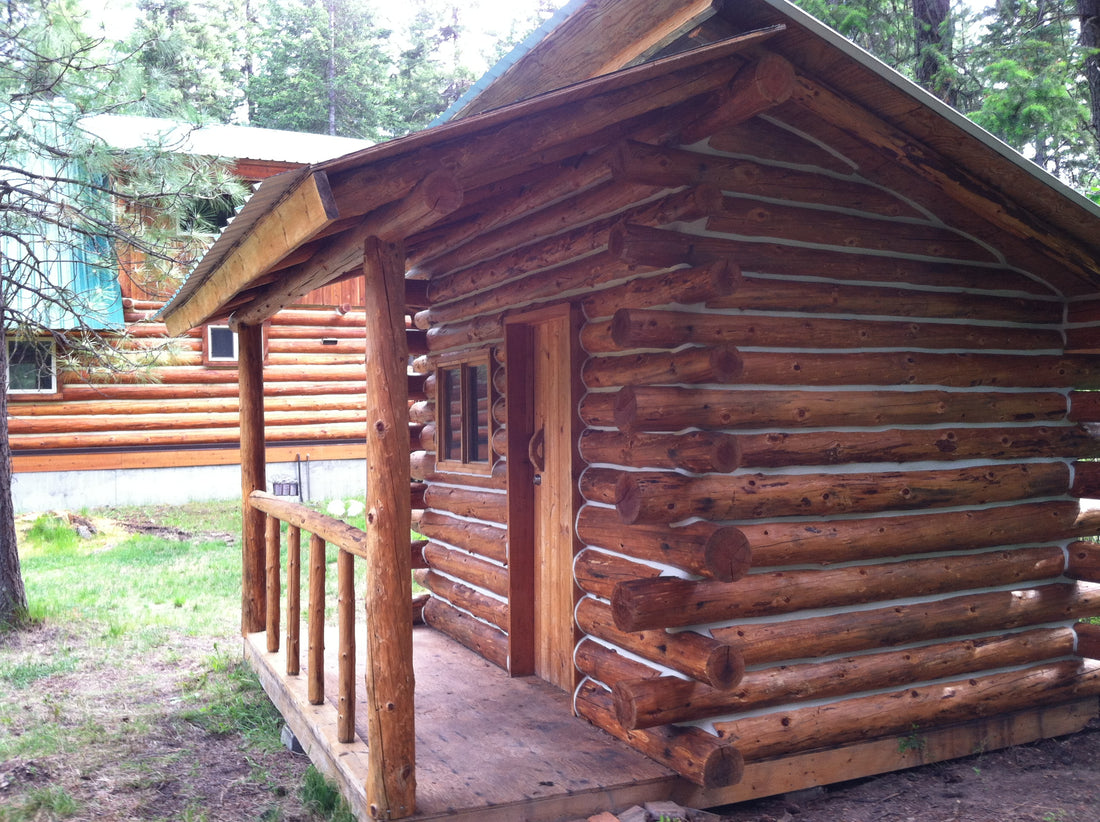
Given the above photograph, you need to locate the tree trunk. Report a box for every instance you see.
[0,326,28,627]
[1081,0,1100,134]
[913,0,955,106]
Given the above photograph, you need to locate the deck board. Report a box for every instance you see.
[245,626,679,821]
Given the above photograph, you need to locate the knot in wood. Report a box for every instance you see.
[374,420,387,436]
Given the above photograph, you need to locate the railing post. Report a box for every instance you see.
[308,533,326,705]
[362,235,416,818]
[337,549,356,742]
[287,525,301,675]
[265,515,281,653]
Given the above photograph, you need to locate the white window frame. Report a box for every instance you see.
[7,336,57,395]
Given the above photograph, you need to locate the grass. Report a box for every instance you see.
[1,496,406,821]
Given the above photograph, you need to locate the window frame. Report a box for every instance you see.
[6,336,58,396]
[434,349,494,475]
[201,322,267,367]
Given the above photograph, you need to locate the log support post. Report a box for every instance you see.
[362,235,416,819]
[238,321,267,634]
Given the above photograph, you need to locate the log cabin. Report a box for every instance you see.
[159,0,1100,819]
[8,118,375,512]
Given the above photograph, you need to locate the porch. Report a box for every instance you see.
[244,625,682,821]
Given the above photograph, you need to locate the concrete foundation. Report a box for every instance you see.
[12,458,366,513]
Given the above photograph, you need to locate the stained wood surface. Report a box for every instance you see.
[245,627,677,822]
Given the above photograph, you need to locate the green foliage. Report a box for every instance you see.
[1,648,77,688]
[299,766,357,822]
[181,649,285,752]
[0,785,80,822]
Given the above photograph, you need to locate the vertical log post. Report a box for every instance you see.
[362,235,416,819]
[238,322,267,634]
[287,525,301,676]
[265,515,281,653]
[308,533,326,705]
[338,548,356,743]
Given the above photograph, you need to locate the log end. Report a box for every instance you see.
[710,345,744,383]
[703,526,752,582]
[702,743,745,789]
[705,645,746,691]
[612,683,641,730]
[613,385,640,432]
[615,473,645,524]
[752,52,797,105]
[709,258,743,297]
[710,433,742,473]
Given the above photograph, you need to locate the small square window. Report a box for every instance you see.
[7,337,56,394]
[436,351,492,473]
[205,324,239,362]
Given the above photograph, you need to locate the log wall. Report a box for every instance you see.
[407,81,1100,789]
[8,286,407,474]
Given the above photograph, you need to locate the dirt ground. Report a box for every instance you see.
[715,720,1100,822]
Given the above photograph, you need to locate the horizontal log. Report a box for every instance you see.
[13,422,371,451]
[1067,540,1100,583]
[49,379,374,404]
[423,178,663,289]
[413,510,507,564]
[579,429,740,473]
[423,597,508,671]
[408,146,616,272]
[420,570,508,632]
[422,542,509,598]
[577,506,751,581]
[1076,622,1100,660]
[76,363,376,385]
[672,349,1099,390]
[423,485,507,524]
[612,140,918,219]
[614,463,1070,524]
[740,500,1087,568]
[614,386,1068,431]
[708,195,997,263]
[582,345,743,388]
[425,314,505,353]
[646,232,1052,295]
[425,461,507,492]
[410,539,428,570]
[409,401,435,425]
[605,308,1064,353]
[575,636,661,686]
[420,186,723,326]
[714,581,1100,666]
[734,424,1100,468]
[713,660,1100,762]
[616,627,1075,730]
[710,274,1064,325]
[581,258,740,320]
[10,390,369,421]
[576,597,744,689]
[578,392,615,427]
[249,491,368,558]
[708,115,857,175]
[574,547,662,600]
[612,545,1067,632]
[574,681,744,789]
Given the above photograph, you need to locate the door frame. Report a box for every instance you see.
[503,303,583,686]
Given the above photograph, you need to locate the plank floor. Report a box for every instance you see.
[245,626,680,821]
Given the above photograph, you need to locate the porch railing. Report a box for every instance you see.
[247,490,428,745]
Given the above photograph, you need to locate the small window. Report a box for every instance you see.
[7,337,56,394]
[436,351,492,473]
[203,324,239,364]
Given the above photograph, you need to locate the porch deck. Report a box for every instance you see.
[244,625,683,821]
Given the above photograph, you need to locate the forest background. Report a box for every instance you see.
[74,0,1100,197]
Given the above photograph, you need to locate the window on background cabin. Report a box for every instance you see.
[437,353,491,471]
[7,337,56,394]
[204,323,238,363]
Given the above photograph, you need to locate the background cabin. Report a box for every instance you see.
[8,118,376,512]
[159,0,1100,818]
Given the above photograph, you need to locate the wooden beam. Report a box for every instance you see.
[239,323,267,635]
[361,236,416,819]
[163,172,339,335]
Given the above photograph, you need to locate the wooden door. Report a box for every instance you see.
[505,306,580,691]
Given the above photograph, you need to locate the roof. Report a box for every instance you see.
[79,115,374,164]
[160,0,1100,337]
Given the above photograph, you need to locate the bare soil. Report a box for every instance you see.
[715,721,1100,822]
